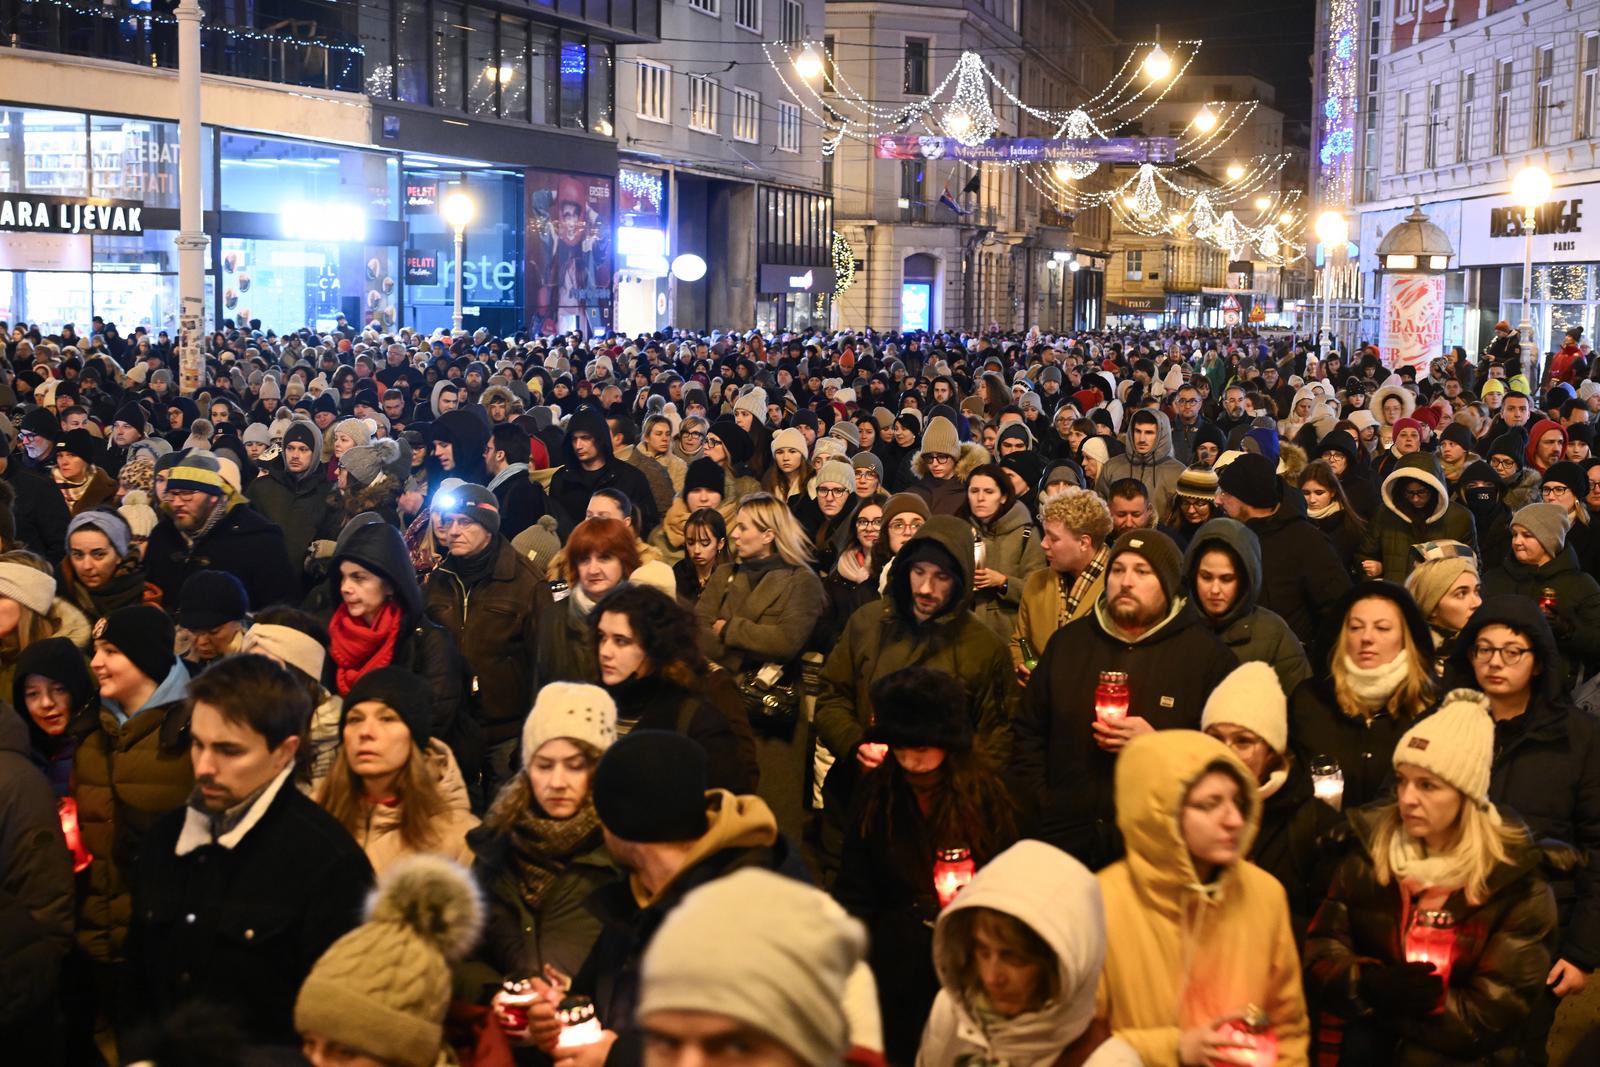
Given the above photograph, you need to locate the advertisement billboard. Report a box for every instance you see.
[527,169,613,336]
[1380,274,1446,372]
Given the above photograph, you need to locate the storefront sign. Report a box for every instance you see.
[758,264,835,292]
[1457,181,1597,266]
[0,194,144,236]
[405,181,439,210]
[875,135,1177,164]
[1380,274,1446,372]
[404,249,439,286]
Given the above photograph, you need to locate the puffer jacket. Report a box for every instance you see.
[695,554,825,675]
[920,841,1142,1067]
[1304,805,1559,1067]
[1483,544,1600,684]
[1243,489,1353,644]
[908,441,992,516]
[969,500,1046,639]
[816,516,1017,761]
[339,739,480,876]
[1096,732,1310,1067]
[1358,453,1479,582]
[1093,410,1187,508]
[1182,518,1312,697]
[71,661,194,962]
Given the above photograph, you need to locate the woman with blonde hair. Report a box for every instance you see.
[0,549,92,696]
[315,666,478,876]
[1290,581,1436,809]
[1305,690,1556,1066]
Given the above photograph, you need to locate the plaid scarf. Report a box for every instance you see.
[1061,544,1111,626]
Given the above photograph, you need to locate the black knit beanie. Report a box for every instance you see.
[340,666,433,748]
[93,605,177,683]
[684,457,725,497]
[593,730,709,842]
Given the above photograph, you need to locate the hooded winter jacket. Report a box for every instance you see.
[246,453,342,588]
[1093,410,1186,508]
[1304,805,1558,1067]
[1242,489,1353,644]
[547,409,661,537]
[1183,518,1312,697]
[816,517,1016,761]
[909,441,992,516]
[1483,544,1600,685]
[1357,453,1479,582]
[919,840,1142,1067]
[1095,731,1310,1067]
[1009,583,1237,869]
[969,500,1047,640]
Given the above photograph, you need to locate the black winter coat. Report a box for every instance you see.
[145,501,297,611]
[127,780,374,1049]
[489,469,551,541]
[1252,759,1343,943]
[1243,492,1352,644]
[246,459,342,589]
[1483,546,1600,684]
[547,410,660,538]
[1304,807,1559,1067]
[1009,599,1237,869]
[604,673,754,793]
[2,457,69,563]
[1288,679,1412,812]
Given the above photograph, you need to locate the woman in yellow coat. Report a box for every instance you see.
[1096,730,1310,1067]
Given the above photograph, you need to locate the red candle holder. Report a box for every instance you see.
[1213,1008,1277,1067]
[1404,909,1456,1013]
[58,797,92,874]
[933,847,976,908]
[498,977,540,1031]
[1095,671,1130,724]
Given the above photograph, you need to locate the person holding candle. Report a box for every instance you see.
[832,667,1017,1067]
[1096,730,1310,1067]
[919,840,1142,1067]
[962,462,1047,641]
[1010,529,1237,869]
[1288,581,1437,810]
[1447,596,1600,1062]
[1483,503,1600,687]
[1304,688,1558,1067]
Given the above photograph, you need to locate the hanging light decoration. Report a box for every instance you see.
[1054,110,1100,181]
[942,52,999,146]
[1143,43,1173,81]
[1191,104,1217,133]
[831,231,856,297]
[1259,226,1280,259]
[1131,164,1163,218]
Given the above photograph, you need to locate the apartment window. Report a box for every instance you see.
[734,0,760,33]
[1425,81,1440,168]
[904,38,929,95]
[900,159,926,221]
[1125,250,1143,280]
[1457,69,1475,163]
[1398,0,1417,17]
[686,0,718,16]
[688,75,717,132]
[636,61,670,124]
[731,87,759,142]
[1579,33,1599,139]
[1494,59,1513,155]
[1533,45,1554,147]
[777,101,801,152]
[781,0,803,44]
[1397,91,1411,172]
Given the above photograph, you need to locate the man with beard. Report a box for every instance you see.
[246,421,341,591]
[1009,529,1236,869]
[125,655,372,1051]
[145,451,295,610]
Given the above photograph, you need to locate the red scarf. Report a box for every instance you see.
[329,601,403,694]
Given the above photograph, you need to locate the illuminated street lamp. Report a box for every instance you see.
[1143,43,1173,80]
[1511,164,1552,384]
[794,44,825,80]
[1191,105,1217,133]
[1314,210,1350,360]
[441,190,476,333]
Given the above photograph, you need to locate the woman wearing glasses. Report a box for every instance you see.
[816,498,884,650]
[1441,595,1600,1061]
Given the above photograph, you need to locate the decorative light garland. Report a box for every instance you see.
[831,230,855,297]
[1318,0,1358,205]
[28,0,366,54]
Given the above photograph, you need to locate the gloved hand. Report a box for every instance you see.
[307,539,337,561]
[1359,960,1443,1014]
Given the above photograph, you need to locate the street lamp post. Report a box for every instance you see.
[441,191,476,334]
[1314,210,1349,361]
[1510,165,1552,387]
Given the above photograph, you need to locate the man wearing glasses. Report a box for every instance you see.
[1167,384,1212,466]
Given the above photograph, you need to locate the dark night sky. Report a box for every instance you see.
[1113,0,1319,128]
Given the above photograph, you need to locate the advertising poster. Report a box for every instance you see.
[527,169,613,336]
[1380,274,1446,372]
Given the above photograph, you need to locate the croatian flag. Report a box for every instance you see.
[939,187,969,216]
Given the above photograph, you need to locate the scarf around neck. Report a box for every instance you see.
[1305,500,1343,521]
[329,601,404,694]
[1341,652,1411,714]
[508,801,603,912]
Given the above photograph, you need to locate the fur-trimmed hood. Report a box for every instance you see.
[911,439,991,480]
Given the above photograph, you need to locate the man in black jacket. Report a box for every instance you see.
[145,451,296,610]
[547,408,660,538]
[244,420,340,591]
[1216,452,1352,644]
[0,416,69,564]
[483,423,550,539]
[126,655,373,1051]
[1010,528,1237,870]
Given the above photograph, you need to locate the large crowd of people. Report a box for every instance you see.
[1,312,1599,1067]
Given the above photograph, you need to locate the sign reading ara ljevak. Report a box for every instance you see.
[0,193,145,236]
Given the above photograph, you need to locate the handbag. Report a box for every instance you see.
[736,661,801,735]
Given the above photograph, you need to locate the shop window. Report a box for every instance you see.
[0,108,88,197]
[468,9,499,118]
[88,116,182,208]
[362,0,394,98]
[396,0,430,105]
[220,134,399,221]
[589,41,614,136]
[560,35,588,129]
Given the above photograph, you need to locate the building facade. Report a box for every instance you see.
[1314,0,1600,355]
[0,0,659,337]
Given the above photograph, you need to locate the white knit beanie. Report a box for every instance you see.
[734,388,769,425]
[1392,688,1495,806]
[0,562,57,616]
[771,426,808,456]
[522,682,618,764]
[815,459,857,493]
[1200,661,1288,756]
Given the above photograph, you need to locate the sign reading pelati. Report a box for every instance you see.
[0,193,145,236]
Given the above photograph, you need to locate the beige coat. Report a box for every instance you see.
[347,739,479,876]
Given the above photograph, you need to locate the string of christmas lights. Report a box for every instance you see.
[27,0,366,54]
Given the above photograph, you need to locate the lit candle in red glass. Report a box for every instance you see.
[1212,1008,1277,1067]
[58,797,92,874]
[933,847,976,907]
[1094,671,1130,724]
[1404,910,1456,1012]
